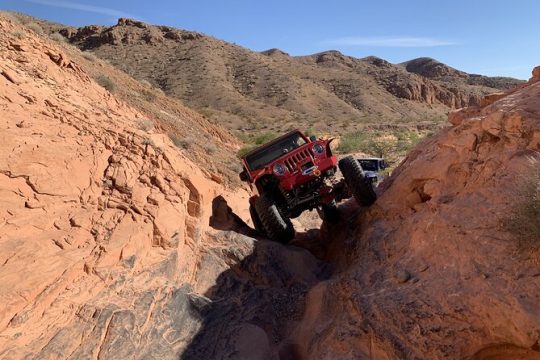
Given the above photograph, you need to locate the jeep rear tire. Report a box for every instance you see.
[249,204,265,235]
[254,195,295,244]
[338,156,377,206]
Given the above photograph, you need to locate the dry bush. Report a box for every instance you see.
[49,33,66,42]
[95,75,115,92]
[1,12,20,24]
[137,119,154,131]
[507,158,540,250]
[140,79,152,87]
[203,143,218,154]
[141,89,157,102]
[82,52,97,62]
[26,22,43,34]
[169,133,193,149]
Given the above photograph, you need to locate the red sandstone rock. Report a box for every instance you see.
[530,66,540,83]
[295,71,540,359]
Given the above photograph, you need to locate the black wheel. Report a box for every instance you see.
[254,194,295,244]
[249,204,265,235]
[317,201,340,222]
[338,156,377,206]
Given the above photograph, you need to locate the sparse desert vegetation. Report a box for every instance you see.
[82,52,97,62]
[95,75,115,92]
[49,32,66,42]
[507,157,540,250]
[337,128,428,161]
[169,133,194,149]
[236,130,277,157]
[26,22,43,34]
[137,119,154,131]
[0,11,21,24]
[47,18,522,142]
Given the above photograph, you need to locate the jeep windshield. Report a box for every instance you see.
[245,133,307,170]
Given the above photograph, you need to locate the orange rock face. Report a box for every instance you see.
[531,66,540,83]
[0,16,331,359]
[295,71,540,359]
[0,16,224,354]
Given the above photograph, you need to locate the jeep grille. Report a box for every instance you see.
[284,148,314,172]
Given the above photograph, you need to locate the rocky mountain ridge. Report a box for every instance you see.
[19,15,525,135]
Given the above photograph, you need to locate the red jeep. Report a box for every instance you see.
[239,130,377,243]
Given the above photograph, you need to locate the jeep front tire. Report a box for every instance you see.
[249,204,265,235]
[338,156,377,206]
[254,194,295,244]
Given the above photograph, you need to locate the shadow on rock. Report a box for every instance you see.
[182,196,333,359]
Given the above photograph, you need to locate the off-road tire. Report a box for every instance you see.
[249,204,265,235]
[254,194,295,244]
[338,156,377,206]
[318,201,340,222]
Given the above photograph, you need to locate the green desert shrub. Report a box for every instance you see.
[253,131,277,145]
[237,145,255,158]
[338,129,427,159]
[234,131,277,158]
[337,131,371,154]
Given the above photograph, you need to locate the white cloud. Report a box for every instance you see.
[21,0,139,20]
[324,36,457,47]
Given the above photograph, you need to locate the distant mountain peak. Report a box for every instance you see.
[401,57,467,79]
[260,48,289,57]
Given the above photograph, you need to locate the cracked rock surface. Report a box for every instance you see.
[293,70,540,359]
[2,13,540,360]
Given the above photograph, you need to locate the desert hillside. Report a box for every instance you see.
[295,67,540,359]
[12,15,524,138]
[1,11,540,360]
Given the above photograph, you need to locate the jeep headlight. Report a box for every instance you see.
[312,143,324,155]
[273,163,287,176]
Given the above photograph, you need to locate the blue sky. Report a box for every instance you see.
[1,0,538,79]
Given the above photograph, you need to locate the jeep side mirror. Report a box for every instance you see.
[309,135,317,142]
[239,170,249,182]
